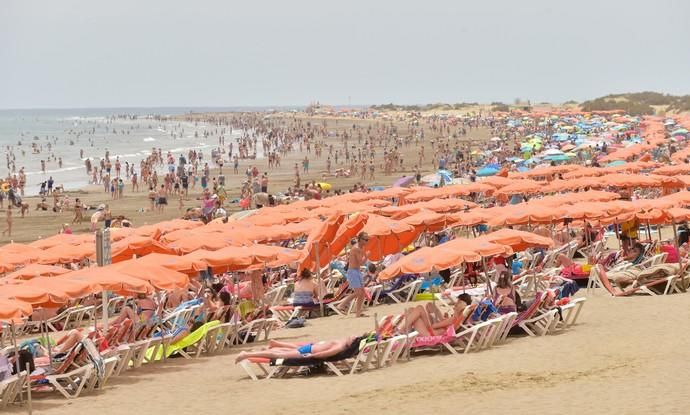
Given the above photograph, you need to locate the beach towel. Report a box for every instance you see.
[145,320,220,361]
[412,325,456,348]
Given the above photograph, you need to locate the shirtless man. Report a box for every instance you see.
[347,232,369,317]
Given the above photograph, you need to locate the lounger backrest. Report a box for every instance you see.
[513,292,544,326]
[0,373,19,408]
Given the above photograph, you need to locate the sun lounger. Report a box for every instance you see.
[204,322,237,354]
[0,371,26,408]
[26,305,95,333]
[509,292,544,335]
[269,305,301,322]
[386,279,423,304]
[239,338,379,380]
[553,297,586,330]
[146,320,221,360]
[44,364,93,399]
[493,312,518,345]
[598,264,677,297]
[517,308,558,336]
[263,284,288,307]
[450,318,503,353]
[230,319,266,345]
[85,356,119,393]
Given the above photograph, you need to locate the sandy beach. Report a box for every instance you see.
[0,112,687,415]
[0,113,489,243]
[11,293,690,415]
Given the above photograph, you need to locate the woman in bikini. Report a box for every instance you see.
[493,271,517,314]
[403,293,473,337]
[111,294,157,341]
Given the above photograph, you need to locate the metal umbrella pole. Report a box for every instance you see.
[313,241,325,317]
[11,322,32,414]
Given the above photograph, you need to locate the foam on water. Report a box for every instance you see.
[0,109,253,195]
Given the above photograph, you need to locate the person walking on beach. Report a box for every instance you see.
[2,205,12,237]
[73,198,83,224]
[346,232,370,318]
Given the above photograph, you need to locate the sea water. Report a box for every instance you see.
[0,107,262,195]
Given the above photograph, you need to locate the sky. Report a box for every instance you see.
[1,0,690,109]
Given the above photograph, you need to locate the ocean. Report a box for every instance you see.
[0,107,292,195]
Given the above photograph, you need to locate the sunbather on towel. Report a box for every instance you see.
[403,294,473,336]
[234,335,362,363]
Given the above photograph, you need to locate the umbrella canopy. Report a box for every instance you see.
[300,214,345,272]
[487,204,567,227]
[37,243,95,265]
[4,264,71,280]
[378,247,481,280]
[134,253,208,275]
[401,210,450,233]
[166,233,242,254]
[379,198,476,219]
[478,229,554,252]
[442,238,513,257]
[0,284,68,307]
[111,262,189,291]
[652,164,690,176]
[495,180,543,196]
[19,277,96,300]
[110,235,176,263]
[479,176,515,188]
[28,234,86,250]
[0,243,44,261]
[192,245,302,273]
[64,267,154,295]
[0,253,36,273]
[358,215,419,261]
[328,213,370,259]
[0,299,33,322]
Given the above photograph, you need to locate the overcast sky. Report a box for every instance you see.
[2,0,689,109]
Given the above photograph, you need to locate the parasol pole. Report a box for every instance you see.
[12,321,32,414]
[313,241,325,317]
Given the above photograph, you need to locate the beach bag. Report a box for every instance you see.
[12,350,34,375]
[285,317,306,329]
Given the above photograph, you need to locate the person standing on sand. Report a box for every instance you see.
[148,187,157,211]
[260,173,268,193]
[2,205,12,237]
[346,232,370,318]
[157,184,168,213]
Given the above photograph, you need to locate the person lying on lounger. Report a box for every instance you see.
[234,334,364,363]
[403,293,473,337]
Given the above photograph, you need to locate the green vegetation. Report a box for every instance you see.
[368,92,690,115]
[491,102,510,112]
[369,102,478,112]
[581,92,690,115]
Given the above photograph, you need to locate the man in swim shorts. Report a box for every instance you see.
[346,232,369,317]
